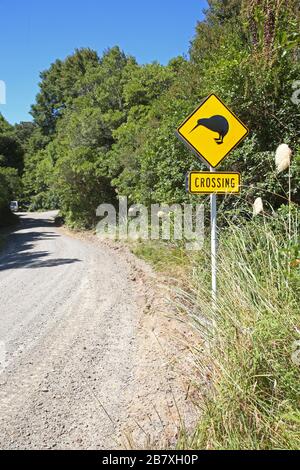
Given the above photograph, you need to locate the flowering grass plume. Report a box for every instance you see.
[253,197,264,216]
[275,144,292,173]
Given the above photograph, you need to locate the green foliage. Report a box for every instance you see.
[0,134,24,173]
[0,114,11,134]
[21,2,299,229]
[123,62,174,107]
[0,114,24,174]
[31,48,100,135]
[0,166,20,226]
[0,114,23,224]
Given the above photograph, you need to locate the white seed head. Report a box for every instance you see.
[253,197,264,216]
[275,144,292,173]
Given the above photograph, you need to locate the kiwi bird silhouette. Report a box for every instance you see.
[190,115,229,144]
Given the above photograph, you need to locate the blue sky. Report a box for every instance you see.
[0,0,207,124]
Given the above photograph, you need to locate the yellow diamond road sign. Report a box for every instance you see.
[176,94,249,168]
[188,171,241,195]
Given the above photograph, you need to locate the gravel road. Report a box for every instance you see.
[0,211,144,449]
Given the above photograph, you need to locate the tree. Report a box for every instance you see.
[0,114,23,224]
[0,114,24,173]
[31,48,100,135]
[21,2,300,226]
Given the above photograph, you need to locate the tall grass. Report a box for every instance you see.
[179,209,300,449]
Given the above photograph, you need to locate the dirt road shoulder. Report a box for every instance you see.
[59,227,199,449]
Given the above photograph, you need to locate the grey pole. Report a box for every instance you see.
[210,166,217,305]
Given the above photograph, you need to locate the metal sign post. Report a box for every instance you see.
[186,170,240,305]
[210,167,217,305]
[176,93,249,307]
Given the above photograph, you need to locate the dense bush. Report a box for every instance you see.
[19,1,299,227]
[0,115,23,225]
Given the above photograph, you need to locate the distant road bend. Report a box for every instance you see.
[0,211,142,449]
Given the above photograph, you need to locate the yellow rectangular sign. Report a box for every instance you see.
[188,172,241,195]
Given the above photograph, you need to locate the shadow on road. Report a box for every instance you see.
[0,214,81,271]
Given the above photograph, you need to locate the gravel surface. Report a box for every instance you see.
[0,211,197,450]
[0,211,146,449]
